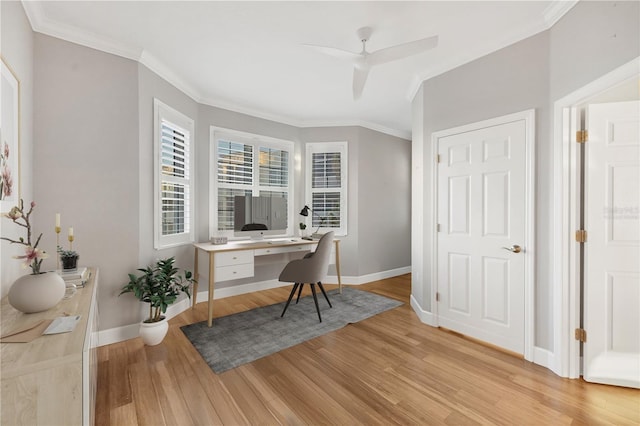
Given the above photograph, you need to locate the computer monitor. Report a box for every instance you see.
[233,195,288,239]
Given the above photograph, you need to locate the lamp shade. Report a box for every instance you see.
[299,205,310,216]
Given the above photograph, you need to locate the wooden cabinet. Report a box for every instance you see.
[1,268,99,425]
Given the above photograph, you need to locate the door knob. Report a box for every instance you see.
[502,245,522,253]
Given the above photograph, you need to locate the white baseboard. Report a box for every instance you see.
[97,267,410,346]
[533,346,561,376]
[97,296,193,347]
[410,294,437,326]
[340,266,412,285]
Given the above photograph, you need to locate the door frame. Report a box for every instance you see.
[430,109,536,361]
[553,56,639,379]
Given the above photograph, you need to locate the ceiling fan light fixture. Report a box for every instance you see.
[305,26,438,100]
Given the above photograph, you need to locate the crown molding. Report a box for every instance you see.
[22,1,142,61]
[543,0,579,28]
[138,51,203,103]
[19,1,413,140]
[407,0,579,103]
[199,94,411,140]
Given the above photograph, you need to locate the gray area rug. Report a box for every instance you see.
[180,287,402,373]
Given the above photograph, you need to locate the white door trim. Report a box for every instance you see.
[430,109,536,361]
[553,56,640,378]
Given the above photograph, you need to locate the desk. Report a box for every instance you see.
[193,239,342,327]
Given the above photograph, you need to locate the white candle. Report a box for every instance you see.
[55,213,61,228]
[68,227,74,237]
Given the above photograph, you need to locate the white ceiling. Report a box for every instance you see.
[23,1,577,139]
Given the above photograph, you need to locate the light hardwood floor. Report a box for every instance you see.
[96,275,639,425]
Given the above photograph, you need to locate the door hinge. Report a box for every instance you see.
[575,328,587,342]
[435,292,440,302]
[575,229,587,243]
[437,223,441,232]
[576,130,588,143]
[436,154,441,163]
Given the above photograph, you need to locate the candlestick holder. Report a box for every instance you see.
[55,226,61,270]
[68,235,74,251]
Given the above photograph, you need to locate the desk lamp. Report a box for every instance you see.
[299,205,324,240]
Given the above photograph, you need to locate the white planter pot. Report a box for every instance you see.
[139,316,169,346]
[8,272,66,313]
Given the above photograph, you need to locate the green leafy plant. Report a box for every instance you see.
[57,247,78,259]
[299,222,307,230]
[120,257,195,323]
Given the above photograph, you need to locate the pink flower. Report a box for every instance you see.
[13,246,48,270]
[2,142,8,159]
[1,165,13,197]
[6,206,21,220]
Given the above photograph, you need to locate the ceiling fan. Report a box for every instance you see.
[305,27,438,100]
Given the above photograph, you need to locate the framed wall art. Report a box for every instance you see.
[1,57,21,212]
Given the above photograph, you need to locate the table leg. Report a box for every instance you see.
[192,246,199,309]
[207,252,215,327]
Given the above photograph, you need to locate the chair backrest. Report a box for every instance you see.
[310,231,334,281]
[278,231,334,283]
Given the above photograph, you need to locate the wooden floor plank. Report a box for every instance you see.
[96,275,640,425]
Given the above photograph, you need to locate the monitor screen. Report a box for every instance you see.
[233,196,287,238]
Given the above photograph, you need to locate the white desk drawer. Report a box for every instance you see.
[215,250,254,266]
[254,245,311,256]
[215,263,254,281]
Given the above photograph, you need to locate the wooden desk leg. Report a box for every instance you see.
[335,240,342,294]
[192,247,199,309]
[207,252,215,327]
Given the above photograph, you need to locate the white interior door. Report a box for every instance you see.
[436,116,529,355]
[583,100,640,388]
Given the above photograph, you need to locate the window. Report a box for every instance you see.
[211,128,294,237]
[154,99,195,249]
[305,142,348,236]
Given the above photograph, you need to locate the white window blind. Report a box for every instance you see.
[161,120,189,236]
[305,142,348,236]
[212,129,294,237]
[154,99,195,249]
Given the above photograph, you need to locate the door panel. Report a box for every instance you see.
[437,119,527,354]
[584,101,640,388]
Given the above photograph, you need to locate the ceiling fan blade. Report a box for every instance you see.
[353,67,369,100]
[368,35,438,66]
[303,44,359,60]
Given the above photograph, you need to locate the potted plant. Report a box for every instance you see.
[58,247,79,270]
[120,257,195,345]
[1,199,65,313]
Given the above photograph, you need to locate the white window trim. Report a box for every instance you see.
[304,141,348,236]
[210,126,295,239]
[153,99,195,249]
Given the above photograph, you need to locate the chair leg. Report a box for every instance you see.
[281,283,300,318]
[317,281,332,308]
[310,283,322,322]
[295,283,304,304]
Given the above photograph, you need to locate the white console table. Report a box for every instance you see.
[1,268,99,425]
[192,239,342,327]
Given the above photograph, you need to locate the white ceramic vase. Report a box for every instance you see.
[8,272,66,313]
[139,316,169,346]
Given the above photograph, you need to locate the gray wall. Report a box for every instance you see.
[33,34,141,330]
[550,1,640,101]
[411,0,639,352]
[0,0,34,297]
[4,15,411,331]
[357,127,411,276]
[299,126,412,278]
